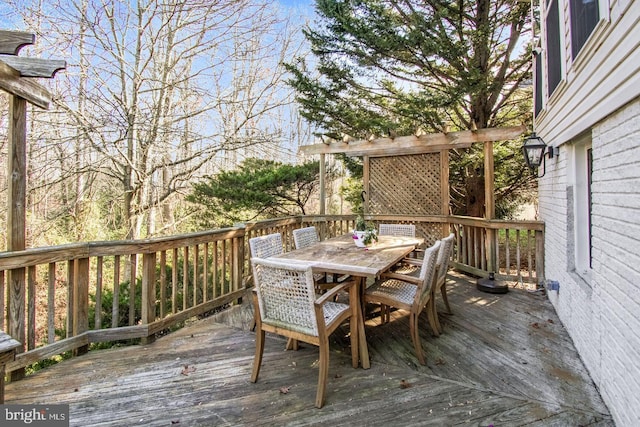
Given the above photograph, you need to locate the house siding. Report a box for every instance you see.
[540,99,640,427]
[536,1,640,426]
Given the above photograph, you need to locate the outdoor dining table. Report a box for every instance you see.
[271,233,424,369]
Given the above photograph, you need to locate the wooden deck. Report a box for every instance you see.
[5,272,613,426]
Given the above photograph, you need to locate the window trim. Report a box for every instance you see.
[571,133,593,276]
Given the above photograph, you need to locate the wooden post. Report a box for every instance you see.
[440,150,450,237]
[7,95,27,380]
[2,31,66,381]
[362,156,370,214]
[319,153,326,215]
[484,141,497,274]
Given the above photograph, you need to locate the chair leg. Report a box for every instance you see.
[441,284,452,314]
[251,329,265,382]
[380,304,389,324]
[350,313,359,369]
[315,338,330,408]
[428,298,441,336]
[409,312,426,365]
[286,338,299,350]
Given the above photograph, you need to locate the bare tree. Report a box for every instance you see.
[3,0,310,241]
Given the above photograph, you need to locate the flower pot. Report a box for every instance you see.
[353,231,367,247]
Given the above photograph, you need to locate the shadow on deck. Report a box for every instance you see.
[6,272,614,426]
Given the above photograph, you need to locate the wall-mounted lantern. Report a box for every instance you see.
[522,132,558,177]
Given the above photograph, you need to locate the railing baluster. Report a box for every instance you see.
[95,257,103,331]
[129,254,137,327]
[516,230,522,283]
[160,251,167,318]
[47,263,55,345]
[27,265,36,350]
[213,241,219,299]
[113,255,120,328]
[193,244,199,307]
[66,260,74,339]
[505,229,511,276]
[182,247,189,310]
[172,249,178,314]
[203,243,209,302]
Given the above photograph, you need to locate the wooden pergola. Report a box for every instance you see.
[299,124,527,271]
[0,30,65,378]
[300,125,526,218]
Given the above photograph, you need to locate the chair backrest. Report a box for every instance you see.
[414,240,441,307]
[436,233,455,284]
[292,226,319,249]
[378,223,416,237]
[249,233,283,258]
[251,257,318,336]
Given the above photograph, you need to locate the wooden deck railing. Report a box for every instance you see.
[0,214,543,378]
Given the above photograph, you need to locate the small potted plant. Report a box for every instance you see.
[353,215,378,247]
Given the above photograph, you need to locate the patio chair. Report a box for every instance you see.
[364,240,440,365]
[292,226,320,249]
[431,233,455,334]
[248,233,283,258]
[292,226,326,284]
[250,257,359,408]
[293,226,350,289]
[378,223,416,237]
[390,233,455,337]
[378,223,422,258]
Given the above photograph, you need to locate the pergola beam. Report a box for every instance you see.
[299,125,526,157]
[0,30,34,55]
[0,55,67,78]
[0,61,53,109]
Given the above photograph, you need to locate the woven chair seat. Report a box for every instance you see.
[263,301,350,337]
[391,263,420,276]
[366,279,417,306]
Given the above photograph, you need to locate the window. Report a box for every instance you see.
[570,0,600,59]
[573,136,593,273]
[545,0,562,96]
[534,51,543,116]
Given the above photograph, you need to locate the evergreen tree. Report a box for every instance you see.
[287,0,535,217]
[187,158,323,227]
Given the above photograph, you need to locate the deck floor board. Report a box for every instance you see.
[6,272,614,426]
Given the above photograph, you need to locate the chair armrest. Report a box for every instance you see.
[315,280,356,306]
[400,257,422,266]
[380,271,421,285]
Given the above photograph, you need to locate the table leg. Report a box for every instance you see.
[355,276,370,369]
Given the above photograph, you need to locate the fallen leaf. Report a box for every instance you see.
[334,373,343,379]
[399,379,412,389]
[180,365,197,376]
[547,319,554,324]
[171,421,180,425]
[279,386,291,394]
[531,322,540,329]
[435,358,446,365]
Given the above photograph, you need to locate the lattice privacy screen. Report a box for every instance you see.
[368,153,444,244]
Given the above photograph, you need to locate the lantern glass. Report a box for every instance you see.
[522,133,547,169]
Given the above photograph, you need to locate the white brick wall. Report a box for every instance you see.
[540,97,640,426]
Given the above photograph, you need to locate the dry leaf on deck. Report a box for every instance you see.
[180,365,196,376]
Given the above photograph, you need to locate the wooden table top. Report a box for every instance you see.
[273,234,423,278]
